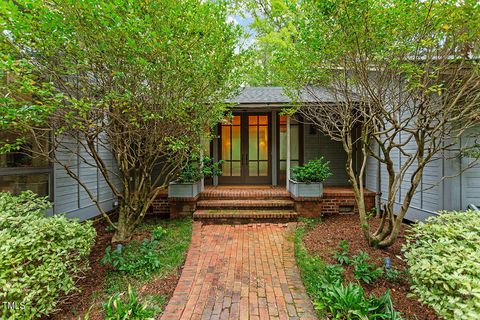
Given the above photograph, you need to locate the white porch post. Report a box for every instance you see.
[286,115,291,191]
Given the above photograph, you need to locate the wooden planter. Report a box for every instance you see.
[168,180,203,198]
[289,179,324,198]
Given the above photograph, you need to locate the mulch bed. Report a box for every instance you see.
[46,216,182,320]
[302,213,440,320]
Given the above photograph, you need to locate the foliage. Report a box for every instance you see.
[291,157,332,183]
[102,218,192,295]
[402,210,480,319]
[352,251,383,284]
[102,286,157,320]
[314,283,400,320]
[294,225,400,319]
[202,156,224,178]
[177,158,204,183]
[385,267,403,283]
[1,0,243,241]
[248,0,480,248]
[333,240,351,265]
[0,191,96,319]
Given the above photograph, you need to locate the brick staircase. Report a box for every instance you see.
[193,186,298,222]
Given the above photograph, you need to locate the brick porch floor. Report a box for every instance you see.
[160,222,317,320]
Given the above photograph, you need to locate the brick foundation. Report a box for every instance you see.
[292,188,376,218]
[168,196,199,218]
[151,190,169,217]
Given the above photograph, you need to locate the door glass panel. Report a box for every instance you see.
[259,126,268,160]
[249,115,258,125]
[221,126,231,160]
[259,162,268,176]
[231,162,241,176]
[249,126,258,160]
[249,161,258,176]
[222,162,231,176]
[232,126,241,160]
[231,115,240,125]
[258,116,268,125]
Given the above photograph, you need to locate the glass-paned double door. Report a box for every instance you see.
[219,113,271,184]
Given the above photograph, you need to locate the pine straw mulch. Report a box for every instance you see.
[302,213,440,320]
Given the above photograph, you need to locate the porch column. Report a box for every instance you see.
[286,115,291,191]
[212,135,219,186]
[271,111,278,186]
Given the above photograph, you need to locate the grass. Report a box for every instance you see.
[91,217,192,318]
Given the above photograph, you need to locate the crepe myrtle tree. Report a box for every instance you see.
[251,0,480,247]
[0,0,243,242]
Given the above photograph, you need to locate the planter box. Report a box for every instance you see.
[289,179,324,198]
[168,180,203,198]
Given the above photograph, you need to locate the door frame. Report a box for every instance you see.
[217,112,272,185]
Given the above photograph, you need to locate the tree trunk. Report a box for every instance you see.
[112,205,134,243]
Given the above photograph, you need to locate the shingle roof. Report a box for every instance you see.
[226,86,338,104]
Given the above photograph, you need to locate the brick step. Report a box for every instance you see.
[200,190,291,201]
[193,209,298,221]
[196,199,295,210]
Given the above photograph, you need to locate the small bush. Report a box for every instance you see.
[291,157,332,183]
[0,191,96,319]
[101,239,161,276]
[333,240,351,265]
[402,210,480,319]
[352,251,383,284]
[103,286,157,319]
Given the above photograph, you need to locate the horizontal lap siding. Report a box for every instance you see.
[303,126,349,186]
[53,135,118,220]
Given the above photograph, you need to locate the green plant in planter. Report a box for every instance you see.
[202,156,224,178]
[291,157,332,183]
[177,157,203,183]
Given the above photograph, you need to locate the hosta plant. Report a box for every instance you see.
[403,210,480,319]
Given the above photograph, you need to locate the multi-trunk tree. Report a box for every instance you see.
[249,0,480,247]
[1,0,242,241]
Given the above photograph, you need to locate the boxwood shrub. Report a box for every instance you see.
[402,210,480,319]
[0,191,96,319]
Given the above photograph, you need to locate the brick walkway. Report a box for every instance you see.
[161,222,317,320]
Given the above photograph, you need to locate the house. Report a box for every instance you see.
[1,86,478,221]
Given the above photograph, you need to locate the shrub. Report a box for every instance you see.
[0,191,96,319]
[352,251,383,284]
[402,210,480,319]
[103,286,157,319]
[291,157,332,183]
[333,240,351,265]
[201,156,224,178]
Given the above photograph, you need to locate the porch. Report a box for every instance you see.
[153,185,376,220]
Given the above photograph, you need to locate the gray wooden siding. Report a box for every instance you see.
[303,125,350,186]
[365,125,480,221]
[52,135,118,221]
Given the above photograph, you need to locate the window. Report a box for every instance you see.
[0,132,52,198]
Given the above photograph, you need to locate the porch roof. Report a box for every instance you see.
[226,86,339,105]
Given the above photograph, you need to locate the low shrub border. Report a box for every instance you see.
[0,191,96,319]
[294,219,401,319]
[402,210,480,319]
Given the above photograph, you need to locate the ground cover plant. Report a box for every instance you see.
[297,215,439,319]
[48,217,192,320]
[295,218,401,319]
[0,191,96,319]
[403,210,480,319]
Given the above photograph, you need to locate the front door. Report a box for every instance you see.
[218,113,271,184]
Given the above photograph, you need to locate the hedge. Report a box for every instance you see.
[402,210,480,319]
[0,191,96,319]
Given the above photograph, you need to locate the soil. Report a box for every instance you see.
[45,216,182,320]
[302,213,440,320]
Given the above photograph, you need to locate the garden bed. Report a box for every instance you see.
[300,214,439,319]
[47,216,192,320]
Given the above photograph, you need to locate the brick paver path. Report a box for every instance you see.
[161,222,317,320]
